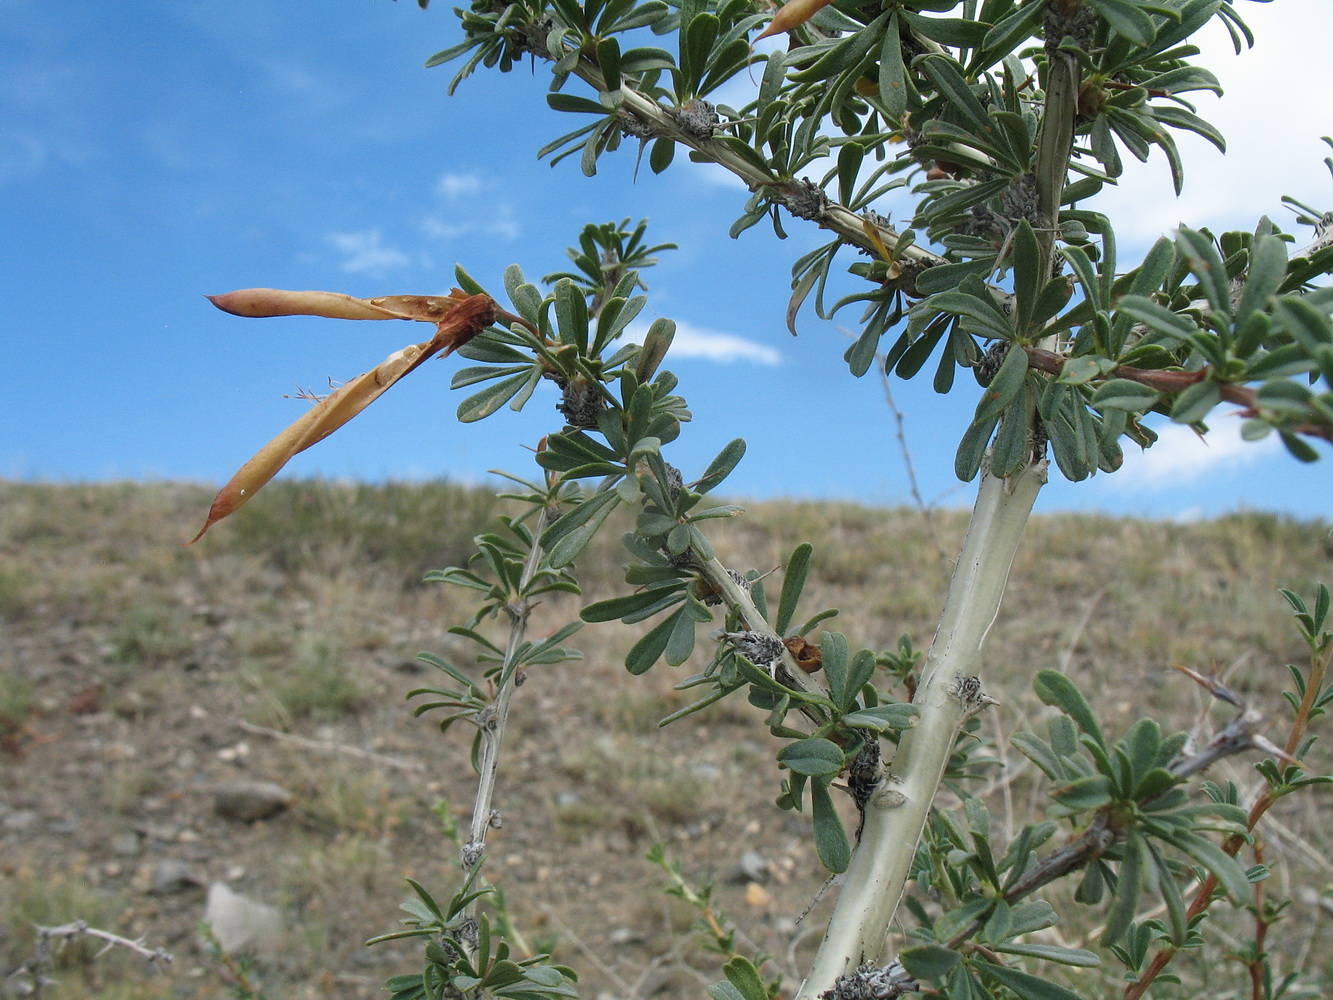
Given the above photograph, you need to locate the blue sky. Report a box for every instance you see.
[2,1,1330,524]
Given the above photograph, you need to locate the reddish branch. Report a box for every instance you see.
[1024,347,1333,444]
[1123,638,1333,999]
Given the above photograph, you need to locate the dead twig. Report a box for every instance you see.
[232,718,425,772]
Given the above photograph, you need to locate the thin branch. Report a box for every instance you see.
[540,51,948,290]
[1124,636,1333,999]
[874,356,951,573]
[8,920,172,996]
[232,718,425,772]
[1025,347,1333,445]
[461,505,554,895]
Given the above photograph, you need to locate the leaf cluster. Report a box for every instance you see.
[374,876,578,1000]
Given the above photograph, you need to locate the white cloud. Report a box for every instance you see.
[625,319,782,365]
[1087,1,1333,246]
[423,173,519,240]
[327,229,411,275]
[436,171,484,202]
[421,207,520,242]
[1110,417,1280,492]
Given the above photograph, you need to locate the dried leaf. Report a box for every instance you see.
[189,290,496,543]
[756,0,835,40]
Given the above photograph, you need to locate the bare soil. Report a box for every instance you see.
[1,480,1330,999]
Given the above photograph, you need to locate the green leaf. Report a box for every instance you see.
[1033,670,1105,747]
[546,93,610,115]
[776,542,813,635]
[990,386,1034,478]
[1051,774,1113,813]
[596,36,621,93]
[975,345,1029,424]
[553,278,590,353]
[721,957,769,1000]
[993,942,1100,967]
[1274,296,1333,354]
[695,438,747,495]
[1235,236,1286,334]
[1087,0,1155,47]
[878,13,908,119]
[976,0,1045,65]
[976,961,1088,1000]
[1255,379,1314,415]
[1177,227,1231,323]
[1166,830,1253,903]
[955,412,999,482]
[1010,220,1042,335]
[649,136,675,174]
[1169,379,1219,424]
[623,616,682,677]
[665,600,707,665]
[1116,295,1197,344]
[811,778,851,873]
[820,631,849,710]
[457,370,536,422]
[836,142,863,208]
[581,586,681,624]
[1101,830,1145,945]
[543,489,623,567]
[917,53,994,137]
[1279,429,1321,463]
[1090,378,1159,413]
[842,703,918,732]
[634,317,675,382]
[929,289,1014,342]
[899,944,961,981]
[778,737,845,777]
[1058,357,1109,385]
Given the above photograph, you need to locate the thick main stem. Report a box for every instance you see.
[798,458,1047,999]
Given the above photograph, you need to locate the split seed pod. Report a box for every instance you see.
[189,288,497,543]
[783,635,823,673]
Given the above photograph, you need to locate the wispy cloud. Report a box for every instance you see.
[1110,418,1280,492]
[420,211,520,242]
[625,319,782,365]
[327,229,411,276]
[436,171,484,202]
[423,171,520,241]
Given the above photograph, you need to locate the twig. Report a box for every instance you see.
[874,355,951,573]
[534,903,636,998]
[35,921,172,965]
[8,920,172,997]
[461,505,554,894]
[1124,637,1333,999]
[232,718,425,772]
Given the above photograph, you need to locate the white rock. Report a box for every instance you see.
[203,882,284,955]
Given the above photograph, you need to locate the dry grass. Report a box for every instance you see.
[0,478,1329,998]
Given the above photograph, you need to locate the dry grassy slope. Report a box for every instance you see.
[0,479,1329,999]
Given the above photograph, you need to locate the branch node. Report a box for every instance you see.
[722,630,786,675]
[820,960,919,1000]
[947,674,995,716]
[461,840,486,870]
[666,98,719,140]
[785,178,831,222]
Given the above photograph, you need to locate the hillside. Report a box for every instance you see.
[1,479,1329,998]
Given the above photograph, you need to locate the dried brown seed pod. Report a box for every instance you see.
[783,635,823,673]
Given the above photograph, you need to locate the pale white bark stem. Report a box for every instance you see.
[798,458,1047,999]
[698,554,825,701]
[466,507,553,865]
[571,63,946,274]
